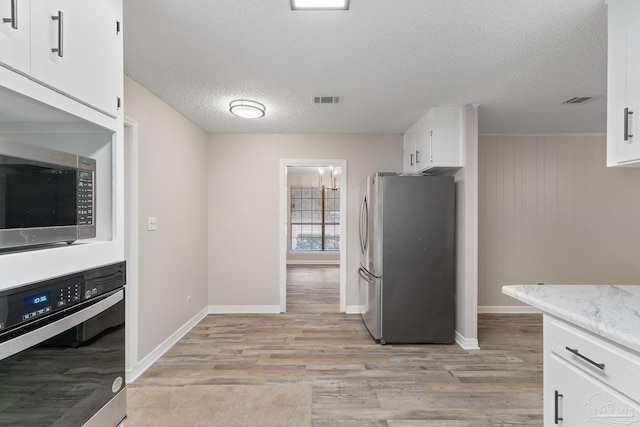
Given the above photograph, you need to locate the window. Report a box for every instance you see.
[290,186,340,251]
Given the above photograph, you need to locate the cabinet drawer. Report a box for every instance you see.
[544,315,640,404]
[547,353,640,426]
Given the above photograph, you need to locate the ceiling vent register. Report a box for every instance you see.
[563,97,593,104]
[314,96,342,104]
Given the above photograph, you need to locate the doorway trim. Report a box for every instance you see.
[279,159,348,313]
[124,116,139,380]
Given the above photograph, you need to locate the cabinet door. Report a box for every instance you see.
[70,0,121,116]
[403,126,417,173]
[546,354,640,427]
[608,0,640,165]
[430,106,462,168]
[0,0,30,73]
[626,14,640,161]
[414,111,432,171]
[30,0,75,96]
[30,0,121,116]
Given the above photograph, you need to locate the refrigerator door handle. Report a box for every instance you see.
[359,194,369,255]
[358,267,374,282]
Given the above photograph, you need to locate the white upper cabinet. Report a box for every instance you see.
[413,109,432,171]
[0,0,30,73]
[403,124,417,173]
[68,0,122,117]
[3,0,122,117]
[607,0,640,166]
[404,106,463,173]
[30,0,75,99]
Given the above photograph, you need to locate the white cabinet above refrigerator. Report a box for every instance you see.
[403,106,463,174]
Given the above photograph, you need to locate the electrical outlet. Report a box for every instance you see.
[186,296,191,307]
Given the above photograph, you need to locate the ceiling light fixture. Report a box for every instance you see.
[229,99,266,119]
[290,0,350,10]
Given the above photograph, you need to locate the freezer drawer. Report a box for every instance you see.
[358,267,381,340]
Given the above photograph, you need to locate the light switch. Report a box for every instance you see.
[147,216,157,231]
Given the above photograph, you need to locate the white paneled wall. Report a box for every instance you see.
[479,135,640,308]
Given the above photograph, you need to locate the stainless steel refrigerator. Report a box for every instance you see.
[358,172,455,344]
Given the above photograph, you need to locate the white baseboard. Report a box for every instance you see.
[478,305,541,314]
[286,260,340,265]
[344,305,362,314]
[208,305,283,314]
[126,306,208,383]
[455,330,480,350]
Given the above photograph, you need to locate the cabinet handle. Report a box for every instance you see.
[429,129,434,164]
[624,108,634,141]
[51,11,64,58]
[2,0,17,29]
[554,390,563,424]
[415,150,420,164]
[565,347,605,370]
[410,153,414,166]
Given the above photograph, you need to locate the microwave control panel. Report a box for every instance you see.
[77,170,94,225]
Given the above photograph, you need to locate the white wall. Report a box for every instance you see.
[207,134,403,309]
[479,134,640,309]
[123,76,209,363]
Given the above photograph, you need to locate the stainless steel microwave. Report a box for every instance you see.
[0,137,96,250]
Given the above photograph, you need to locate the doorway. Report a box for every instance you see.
[279,159,347,313]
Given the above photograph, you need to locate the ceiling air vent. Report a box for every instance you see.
[314,96,342,104]
[563,97,593,104]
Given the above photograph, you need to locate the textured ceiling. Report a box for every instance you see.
[123,0,608,134]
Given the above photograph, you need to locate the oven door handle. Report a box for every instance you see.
[0,289,123,360]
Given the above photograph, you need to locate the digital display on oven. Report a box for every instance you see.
[24,291,51,308]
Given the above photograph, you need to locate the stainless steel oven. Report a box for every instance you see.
[0,262,126,426]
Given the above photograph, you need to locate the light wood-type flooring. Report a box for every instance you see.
[131,265,543,426]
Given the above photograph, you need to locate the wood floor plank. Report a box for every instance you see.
[131,265,543,426]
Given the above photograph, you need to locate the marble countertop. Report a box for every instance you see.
[503,284,640,354]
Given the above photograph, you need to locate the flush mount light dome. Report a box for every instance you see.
[291,0,350,10]
[229,99,266,119]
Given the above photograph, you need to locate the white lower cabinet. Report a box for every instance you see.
[544,315,640,426]
[546,354,640,426]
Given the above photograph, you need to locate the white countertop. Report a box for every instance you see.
[503,284,640,354]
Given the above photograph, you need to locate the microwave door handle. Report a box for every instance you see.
[0,290,123,360]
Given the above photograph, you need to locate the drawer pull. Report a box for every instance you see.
[554,390,563,424]
[565,347,605,370]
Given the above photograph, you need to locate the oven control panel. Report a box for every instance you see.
[0,262,125,335]
[3,276,85,326]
